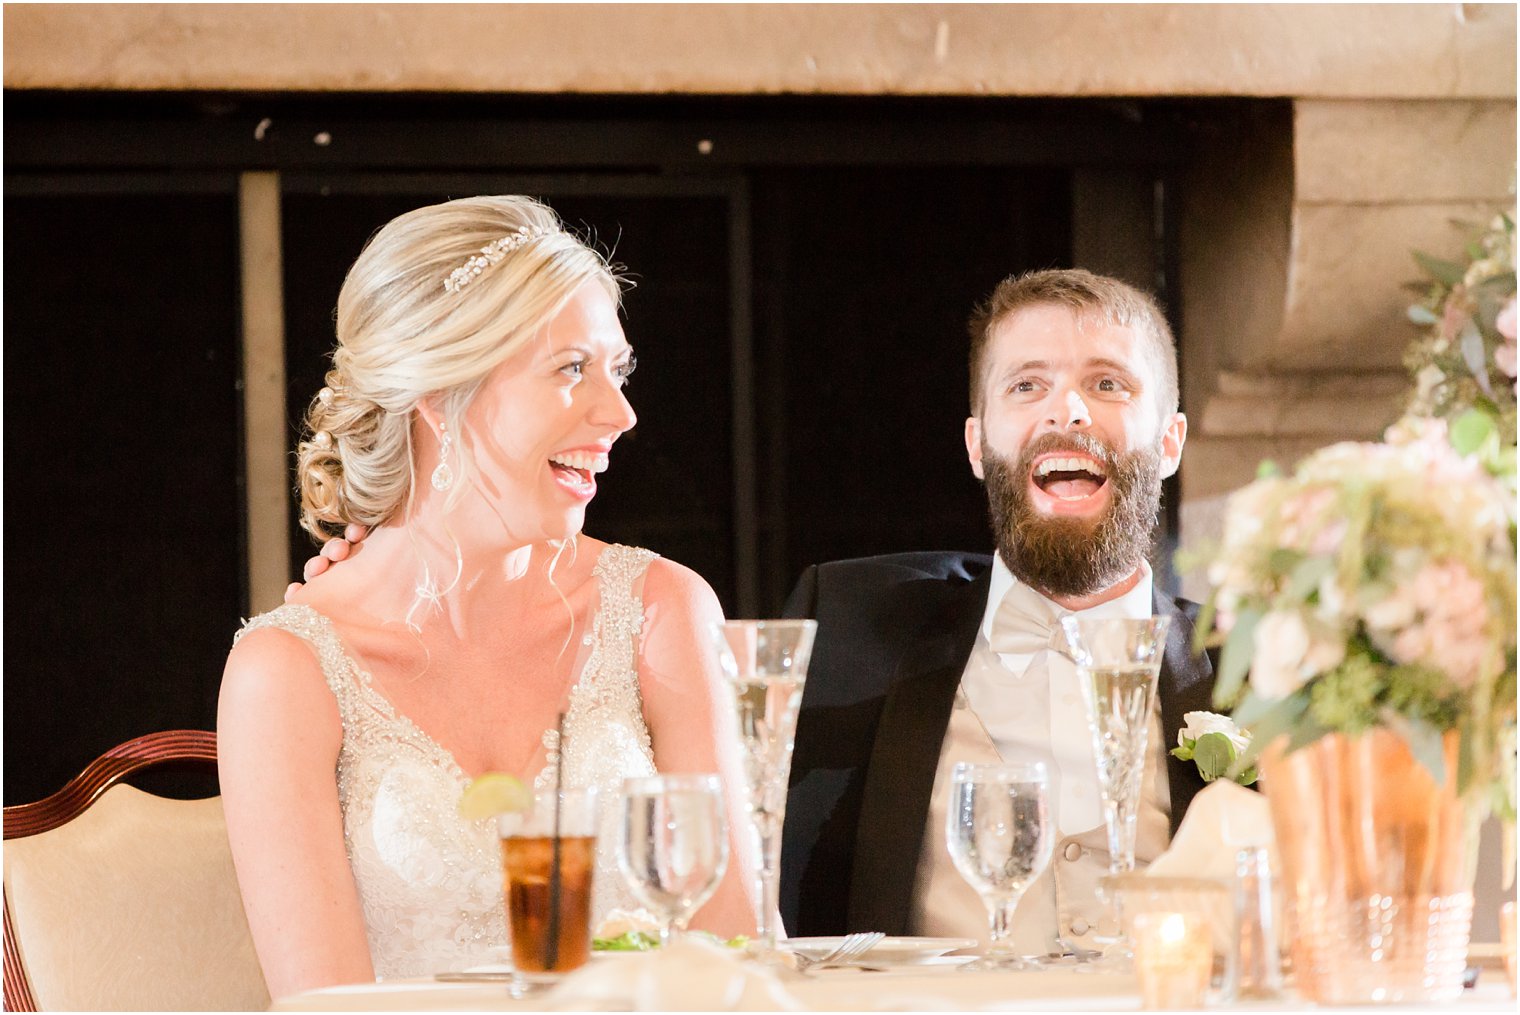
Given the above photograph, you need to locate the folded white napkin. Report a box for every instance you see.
[1143,781,1285,960]
[544,937,804,1011]
[1148,780,1275,879]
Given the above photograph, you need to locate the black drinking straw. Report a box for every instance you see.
[544,711,566,971]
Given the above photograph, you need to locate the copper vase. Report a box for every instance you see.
[1262,729,1474,1004]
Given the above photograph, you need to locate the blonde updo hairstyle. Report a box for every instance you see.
[297,195,621,542]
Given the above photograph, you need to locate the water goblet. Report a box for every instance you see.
[945,761,1054,971]
[1059,614,1170,968]
[618,774,729,946]
[710,619,817,958]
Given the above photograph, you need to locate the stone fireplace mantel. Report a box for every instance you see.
[5,3,1515,529]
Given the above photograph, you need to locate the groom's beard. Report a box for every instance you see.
[981,430,1164,599]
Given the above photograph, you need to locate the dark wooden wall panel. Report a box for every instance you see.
[4,191,242,804]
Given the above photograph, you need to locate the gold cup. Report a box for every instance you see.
[1133,911,1212,1010]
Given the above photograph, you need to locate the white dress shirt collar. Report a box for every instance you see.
[979,552,1155,646]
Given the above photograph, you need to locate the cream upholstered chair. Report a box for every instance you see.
[3,730,269,1011]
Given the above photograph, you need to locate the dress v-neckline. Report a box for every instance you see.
[288,603,478,785]
[284,547,613,787]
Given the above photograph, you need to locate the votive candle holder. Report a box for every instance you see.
[1502,900,1516,997]
[1133,911,1212,1010]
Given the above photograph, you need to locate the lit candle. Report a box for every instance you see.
[1132,911,1212,1010]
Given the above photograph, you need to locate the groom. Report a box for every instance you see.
[779,269,1218,954]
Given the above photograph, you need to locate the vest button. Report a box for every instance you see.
[1070,918,1090,936]
[1063,841,1083,862]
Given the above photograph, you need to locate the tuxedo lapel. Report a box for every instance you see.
[845,568,990,934]
[1152,590,1216,836]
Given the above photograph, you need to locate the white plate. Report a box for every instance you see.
[781,936,978,964]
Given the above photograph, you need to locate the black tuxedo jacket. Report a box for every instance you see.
[778,551,1218,938]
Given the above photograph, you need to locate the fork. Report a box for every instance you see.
[791,931,886,972]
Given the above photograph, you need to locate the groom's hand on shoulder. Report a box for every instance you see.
[284,523,369,602]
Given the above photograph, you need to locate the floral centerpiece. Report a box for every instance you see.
[1198,432,1515,1003]
[1203,432,1516,801]
[1194,203,1518,1004]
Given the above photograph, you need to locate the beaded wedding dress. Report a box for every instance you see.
[235,545,659,979]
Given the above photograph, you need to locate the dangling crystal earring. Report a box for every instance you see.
[430,423,454,491]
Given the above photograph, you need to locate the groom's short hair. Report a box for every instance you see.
[966,268,1178,419]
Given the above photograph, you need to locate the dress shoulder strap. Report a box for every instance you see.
[234,604,364,720]
[592,544,659,638]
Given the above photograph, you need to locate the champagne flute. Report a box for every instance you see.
[618,774,729,946]
[1058,615,1170,875]
[946,762,1054,971]
[1059,614,1170,968]
[710,619,817,958]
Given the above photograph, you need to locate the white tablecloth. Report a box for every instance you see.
[270,966,1515,1012]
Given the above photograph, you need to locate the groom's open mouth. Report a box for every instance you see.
[548,448,609,499]
[1028,453,1109,515]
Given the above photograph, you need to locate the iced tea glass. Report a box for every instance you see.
[499,787,598,993]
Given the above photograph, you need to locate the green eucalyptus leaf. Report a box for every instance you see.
[1255,460,1280,480]
[1382,710,1446,788]
[1214,608,1262,708]
[1407,304,1439,326]
[1192,595,1218,654]
[1266,547,1303,578]
[1458,319,1496,399]
[1193,732,1236,782]
[1457,720,1477,797]
[1230,688,1281,726]
[1414,251,1467,287]
[1285,555,1335,602]
[1493,443,1516,475]
[1231,694,1309,778]
[1285,712,1330,753]
[1449,408,1497,456]
[1170,743,1195,762]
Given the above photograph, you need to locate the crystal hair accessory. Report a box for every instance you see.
[442,225,559,294]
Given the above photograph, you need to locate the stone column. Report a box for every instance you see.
[1177,97,1516,598]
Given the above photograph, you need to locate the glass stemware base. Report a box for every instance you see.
[962,950,1045,972]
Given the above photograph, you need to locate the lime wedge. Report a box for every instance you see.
[458,772,531,821]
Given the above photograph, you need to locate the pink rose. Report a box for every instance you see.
[1495,337,1516,379]
[1497,297,1516,341]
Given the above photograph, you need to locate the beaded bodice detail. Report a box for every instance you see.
[235,544,659,980]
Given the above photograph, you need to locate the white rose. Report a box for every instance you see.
[1301,630,1346,676]
[1177,710,1251,753]
[1251,610,1311,699]
[1415,364,1446,401]
[1314,574,1346,622]
[1364,589,1417,631]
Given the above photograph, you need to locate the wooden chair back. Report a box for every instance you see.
[3,730,269,1011]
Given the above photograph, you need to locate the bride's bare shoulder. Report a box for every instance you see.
[640,556,723,626]
[222,611,338,712]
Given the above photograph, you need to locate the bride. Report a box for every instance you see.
[219,196,758,997]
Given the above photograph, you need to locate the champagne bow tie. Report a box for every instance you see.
[987,591,1071,657]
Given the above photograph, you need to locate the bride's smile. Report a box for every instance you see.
[445,281,637,548]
